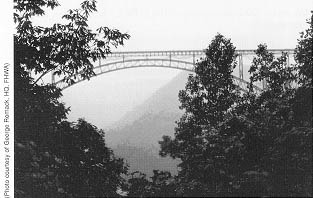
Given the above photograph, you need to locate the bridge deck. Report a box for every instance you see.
[107,49,294,57]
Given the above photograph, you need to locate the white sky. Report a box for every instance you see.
[35,0,312,50]
[11,0,313,128]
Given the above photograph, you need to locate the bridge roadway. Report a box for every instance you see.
[106,49,294,57]
[53,49,294,90]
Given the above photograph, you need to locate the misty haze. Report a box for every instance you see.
[13,0,312,197]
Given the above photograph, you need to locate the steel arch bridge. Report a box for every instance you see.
[53,49,294,92]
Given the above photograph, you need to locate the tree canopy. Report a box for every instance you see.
[14,0,130,85]
[157,13,312,197]
[14,0,130,197]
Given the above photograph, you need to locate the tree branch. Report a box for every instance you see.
[33,69,52,85]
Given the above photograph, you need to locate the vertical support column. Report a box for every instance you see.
[51,71,55,84]
[169,53,172,66]
[238,53,243,80]
[193,53,195,66]
[99,58,103,73]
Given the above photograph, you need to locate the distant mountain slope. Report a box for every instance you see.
[108,111,181,147]
[109,71,192,131]
[105,71,191,176]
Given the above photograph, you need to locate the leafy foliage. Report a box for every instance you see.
[249,44,296,92]
[15,117,128,197]
[295,11,313,87]
[157,15,312,196]
[14,0,130,85]
[160,34,239,196]
[14,0,130,197]
[126,170,177,197]
[51,119,128,197]
[15,64,128,197]
[127,171,152,197]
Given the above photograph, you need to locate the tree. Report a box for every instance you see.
[15,61,129,197]
[160,34,239,196]
[294,11,313,87]
[159,12,312,196]
[51,119,128,197]
[14,0,130,85]
[269,12,312,196]
[243,13,312,196]
[14,0,130,141]
[15,117,128,197]
[14,0,130,197]
[232,41,312,197]
[127,171,152,197]
[126,170,177,197]
[229,44,304,196]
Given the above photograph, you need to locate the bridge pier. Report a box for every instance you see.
[238,54,243,80]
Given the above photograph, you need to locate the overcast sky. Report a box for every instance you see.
[23,0,313,128]
[34,0,312,50]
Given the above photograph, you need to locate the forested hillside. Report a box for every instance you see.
[106,72,190,177]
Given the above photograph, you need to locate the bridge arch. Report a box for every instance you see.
[54,58,262,92]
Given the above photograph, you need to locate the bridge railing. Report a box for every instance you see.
[106,49,294,57]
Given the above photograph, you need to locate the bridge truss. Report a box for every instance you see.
[53,49,294,91]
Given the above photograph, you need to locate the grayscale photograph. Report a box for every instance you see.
[7,0,313,197]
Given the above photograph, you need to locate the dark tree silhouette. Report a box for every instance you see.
[14,0,130,197]
[158,13,312,196]
[14,0,129,85]
[160,34,240,196]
